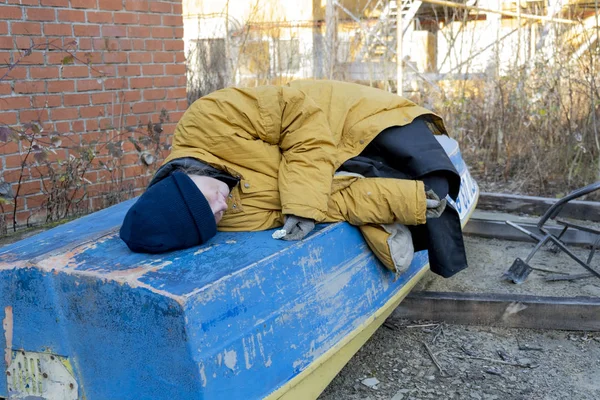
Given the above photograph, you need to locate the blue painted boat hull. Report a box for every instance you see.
[0,137,478,400]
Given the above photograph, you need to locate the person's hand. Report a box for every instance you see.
[425,189,447,219]
[272,215,315,241]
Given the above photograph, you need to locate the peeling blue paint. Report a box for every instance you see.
[0,137,477,399]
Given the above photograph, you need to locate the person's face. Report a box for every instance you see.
[188,175,230,223]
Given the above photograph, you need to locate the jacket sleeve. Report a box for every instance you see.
[325,177,427,226]
[276,87,336,222]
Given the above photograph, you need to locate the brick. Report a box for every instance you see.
[162,15,182,27]
[27,7,56,21]
[103,78,125,90]
[0,5,23,19]
[0,66,27,80]
[0,111,18,125]
[138,14,160,25]
[114,12,137,24]
[19,108,49,123]
[2,167,24,185]
[93,38,117,51]
[79,105,105,118]
[172,3,182,14]
[62,65,89,78]
[143,89,166,101]
[15,37,49,50]
[41,0,69,6]
[70,0,98,9]
[141,65,163,75]
[12,22,43,36]
[124,165,144,178]
[91,92,113,104]
[128,26,150,38]
[29,165,48,179]
[30,66,60,79]
[54,121,70,132]
[98,118,113,130]
[131,39,144,50]
[102,25,127,37]
[132,102,154,113]
[91,65,116,77]
[165,64,185,75]
[174,76,186,86]
[43,23,72,36]
[0,51,10,64]
[0,96,30,110]
[0,37,13,50]
[14,81,45,94]
[57,10,85,23]
[166,87,186,99]
[71,119,84,132]
[158,100,177,111]
[51,107,79,120]
[118,39,132,50]
[16,51,45,65]
[47,80,74,92]
[152,27,173,39]
[152,52,173,63]
[128,52,151,63]
[122,91,140,102]
[0,22,7,35]
[125,0,146,11]
[77,79,102,91]
[103,52,127,64]
[77,38,92,50]
[149,1,170,13]
[164,40,183,51]
[145,40,162,51]
[84,119,98,131]
[12,180,41,196]
[98,0,122,11]
[25,194,47,209]
[117,64,140,76]
[31,94,61,108]
[129,77,152,89]
[64,93,90,106]
[173,27,184,39]
[0,82,11,95]
[74,24,100,37]
[153,76,175,87]
[79,51,101,64]
[87,11,113,24]
[176,99,187,110]
[7,0,38,5]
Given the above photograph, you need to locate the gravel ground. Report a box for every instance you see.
[320,235,600,400]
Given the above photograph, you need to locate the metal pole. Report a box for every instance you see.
[396,0,403,95]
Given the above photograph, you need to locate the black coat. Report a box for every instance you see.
[339,117,467,278]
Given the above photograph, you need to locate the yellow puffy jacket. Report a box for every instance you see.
[164,80,447,272]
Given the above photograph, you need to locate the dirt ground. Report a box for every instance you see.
[320,235,600,400]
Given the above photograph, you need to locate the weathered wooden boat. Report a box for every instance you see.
[0,136,478,400]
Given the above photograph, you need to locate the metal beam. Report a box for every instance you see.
[418,0,577,25]
[393,291,600,331]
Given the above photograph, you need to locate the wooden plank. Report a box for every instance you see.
[392,291,600,331]
[478,192,600,222]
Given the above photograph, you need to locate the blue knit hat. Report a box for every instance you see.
[120,171,217,253]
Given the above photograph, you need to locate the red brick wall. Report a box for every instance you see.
[0,0,187,229]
